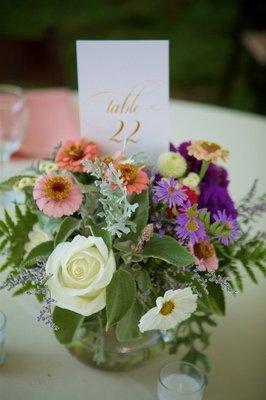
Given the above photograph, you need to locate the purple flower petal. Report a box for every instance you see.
[153,178,187,208]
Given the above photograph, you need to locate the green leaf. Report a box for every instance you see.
[13,282,34,296]
[231,265,243,292]
[86,218,112,249]
[199,209,211,227]
[21,240,54,268]
[116,299,143,342]
[209,221,220,235]
[142,235,193,267]
[135,269,152,292]
[243,263,258,284]
[53,307,84,345]
[3,205,37,269]
[195,350,211,372]
[207,282,225,315]
[113,240,132,253]
[0,237,8,252]
[38,212,62,235]
[0,220,10,235]
[126,190,149,242]
[106,269,136,326]
[54,217,81,247]
[0,260,10,272]
[4,210,15,230]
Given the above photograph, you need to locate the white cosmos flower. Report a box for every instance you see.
[24,223,52,253]
[139,288,197,332]
[46,235,116,316]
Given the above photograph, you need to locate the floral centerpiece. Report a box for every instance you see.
[0,139,265,372]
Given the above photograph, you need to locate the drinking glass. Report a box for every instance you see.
[0,311,6,364]
[0,85,28,162]
[158,361,205,400]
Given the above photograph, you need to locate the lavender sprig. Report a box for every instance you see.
[1,263,49,291]
[0,262,58,330]
[37,293,58,331]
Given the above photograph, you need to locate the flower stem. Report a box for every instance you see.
[199,160,209,181]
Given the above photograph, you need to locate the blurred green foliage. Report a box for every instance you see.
[0,0,255,112]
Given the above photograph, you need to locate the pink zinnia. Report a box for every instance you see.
[33,174,83,218]
[55,139,99,172]
[188,240,219,272]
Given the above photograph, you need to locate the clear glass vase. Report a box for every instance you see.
[67,325,164,372]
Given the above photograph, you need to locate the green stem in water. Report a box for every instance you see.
[199,160,209,181]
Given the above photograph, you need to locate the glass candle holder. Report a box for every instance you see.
[0,311,6,364]
[158,361,205,400]
[0,84,28,162]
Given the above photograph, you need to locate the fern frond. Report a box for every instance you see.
[0,204,37,270]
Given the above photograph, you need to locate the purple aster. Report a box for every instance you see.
[176,202,207,244]
[153,178,187,208]
[176,216,207,244]
[213,210,239,245]
[177,200,204,220]
[199,182,238,220]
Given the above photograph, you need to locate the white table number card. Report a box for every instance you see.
[76,40,169,159]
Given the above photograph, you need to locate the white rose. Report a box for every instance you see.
[46,235,116,316]
[24,223,52,253]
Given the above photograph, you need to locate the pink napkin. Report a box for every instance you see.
[16,88,80,158]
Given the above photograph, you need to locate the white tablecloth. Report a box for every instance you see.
[0,100,266,400]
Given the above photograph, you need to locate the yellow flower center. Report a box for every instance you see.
[223,221,231,230]
[44,176,72,201]
[117,163,138,185]
[65,143,84,160]
[194,240,215,259]
[160,301,175,316]
[186,206,197,218]
[168,185,177,194]
[186,219,198,232]
[102,155,113,165]
[201,141,221,154]
[222,221,232,237]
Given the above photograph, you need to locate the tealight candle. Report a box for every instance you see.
[158,361,205,400]
[0,311,6,364]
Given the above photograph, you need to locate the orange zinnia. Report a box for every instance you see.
[55,139,99,172]
[117,163,149,195]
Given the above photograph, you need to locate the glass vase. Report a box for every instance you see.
[67,324,164,372]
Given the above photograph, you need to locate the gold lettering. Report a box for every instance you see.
[127,120,140,143]
[109,121,124,143]
[106,87,144,114]
[109,120,141,143]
